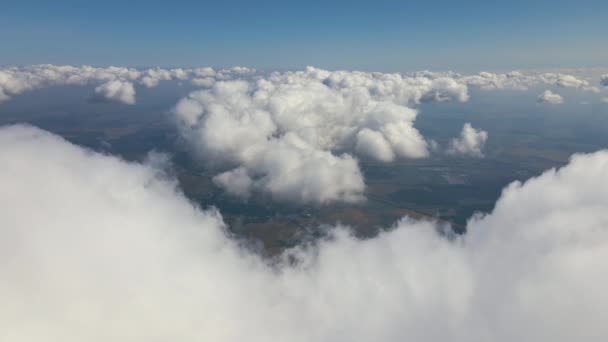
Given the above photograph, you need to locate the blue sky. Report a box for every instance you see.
[1,0,607,71]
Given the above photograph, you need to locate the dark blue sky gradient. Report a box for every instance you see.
[1,0,606,71]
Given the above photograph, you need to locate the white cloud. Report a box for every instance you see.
[447,123,488,157]
[0,65,189,103]
[211,130,366,204]
[138,67,172,88]
[461,71,534,90]
[601,97,608,104]
[2,125,608,341]
[1,65,603,106]
[321,67,469,104]
[0,65,143,103]
[171,68,189,80]
[0,65,268,104]
[193,67,216,77]
[553,74,589,88]
[355,128,395,162]
[139,76,160,88]
[537,90,564,104]
[0,68,41,102]
[191,77,215,88]
[173,67,461,203]
[460,70,601,93]
[94,80,136,105]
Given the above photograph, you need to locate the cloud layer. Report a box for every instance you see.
[0,65,255,104]
[2,125,608,342]
[2,65,604,106]
[460,70,601,92]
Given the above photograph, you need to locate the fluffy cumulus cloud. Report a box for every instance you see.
[139,67,172,88]
[355,128,396,162]
[173,67,474,203]
[537,90,564,104]
[94,80,136,104]
[189,66,257,87]
[447,123,488,157]
[460,70,533,90]
[2,124,608,342]
[553,74,589,88]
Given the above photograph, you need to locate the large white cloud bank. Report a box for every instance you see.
[1,124,608,342]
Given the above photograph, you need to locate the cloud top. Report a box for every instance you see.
[2,125,608,341]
